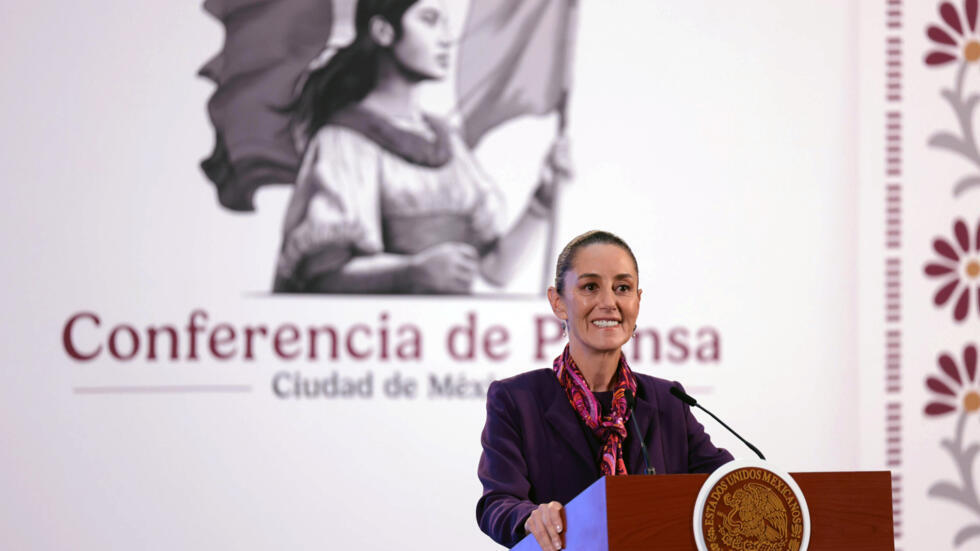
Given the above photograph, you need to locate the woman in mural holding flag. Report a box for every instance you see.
[272,0,570,294]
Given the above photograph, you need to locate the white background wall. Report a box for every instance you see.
[0,1,903,549]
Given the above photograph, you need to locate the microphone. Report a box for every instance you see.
[624,390,656,475]
[668,386,766,461]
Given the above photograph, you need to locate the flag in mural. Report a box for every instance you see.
[199,0,333,211]
[200,0,579,211]
[456,0,579,147]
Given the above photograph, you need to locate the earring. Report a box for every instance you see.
[561,321,567,338]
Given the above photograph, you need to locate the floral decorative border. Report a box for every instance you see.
[923,218,980,323]
[925,345,980,545]
[923,1,980,547]
[925,0,980,197]
[884,1,904,546]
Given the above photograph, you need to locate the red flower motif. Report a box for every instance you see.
[925,0,980,66]
[924,218,980,322]
[925,344,980,416]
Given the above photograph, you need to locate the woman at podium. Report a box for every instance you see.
[476,231,733,549]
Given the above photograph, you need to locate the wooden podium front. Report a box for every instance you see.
[513,472,894,550]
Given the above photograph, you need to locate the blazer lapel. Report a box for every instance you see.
[627,384,665,475]
[544,390,598,475]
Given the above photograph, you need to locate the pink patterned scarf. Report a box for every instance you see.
[553,344,638,476]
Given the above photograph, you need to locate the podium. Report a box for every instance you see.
[513,472,894,550]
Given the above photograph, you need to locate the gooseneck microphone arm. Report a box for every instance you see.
[624,390,656,475]
[668,386,766,461]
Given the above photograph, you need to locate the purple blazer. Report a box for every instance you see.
[476,369,734,548]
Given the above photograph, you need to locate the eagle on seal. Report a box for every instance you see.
[721,482,789,544]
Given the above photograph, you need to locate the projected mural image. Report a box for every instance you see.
[200,0,576,295]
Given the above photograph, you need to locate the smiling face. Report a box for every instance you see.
[549,243,642,357]
[391,0,451,80]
